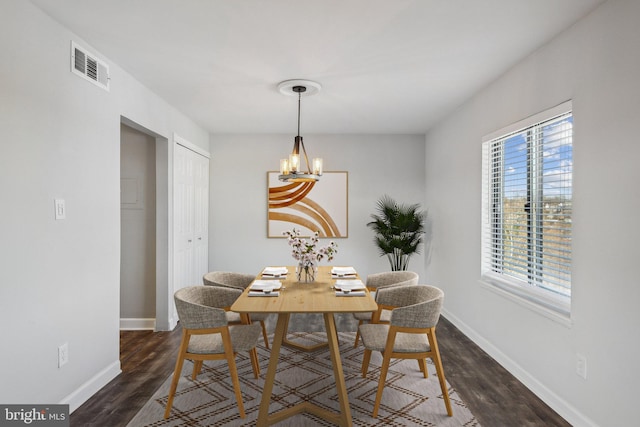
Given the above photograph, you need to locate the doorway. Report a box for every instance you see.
[120,123,157,329]
[118,119,199,332]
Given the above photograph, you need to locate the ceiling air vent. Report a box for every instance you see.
[71,41,110,91]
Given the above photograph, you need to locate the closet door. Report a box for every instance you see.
[192,153,209,282]
[174,143,209,294]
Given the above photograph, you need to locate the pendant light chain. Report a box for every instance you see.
[297,91,301,137]
[297,90,311,172]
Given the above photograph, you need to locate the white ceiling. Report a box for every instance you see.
[31,0,603,134]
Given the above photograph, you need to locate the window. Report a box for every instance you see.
[481,101,573,316]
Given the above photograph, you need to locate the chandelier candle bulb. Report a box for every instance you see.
[313,158,323,175]
[280,159,290,175]
[289,153,300,172]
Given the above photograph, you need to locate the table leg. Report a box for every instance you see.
[257,313,289,426]
[257,312,353,427]
[323,313,353,427]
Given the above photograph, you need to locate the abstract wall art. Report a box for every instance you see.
[267,171,348,238]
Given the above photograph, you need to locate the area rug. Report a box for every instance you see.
[126,332,480,426]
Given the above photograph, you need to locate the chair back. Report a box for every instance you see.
[376,285,443,329]
[174,286,241,330]
[203,271,256,289]
[365,271,419,290]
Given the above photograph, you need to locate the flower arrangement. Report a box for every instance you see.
[283,228,338,282]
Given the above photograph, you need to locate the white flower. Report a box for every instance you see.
[283,228,338,266]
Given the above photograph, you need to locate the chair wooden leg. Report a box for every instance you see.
[418,358,428,378]
[372,328,399,418]
[222,330,246,418]
[372,350,392,418]
[428,328,453,416]
[164,330,190,419]
[249,348,260,378]
[260,320,270,349]
[353,320,363,348]
[191,360,204,380]
[361,348,372,377]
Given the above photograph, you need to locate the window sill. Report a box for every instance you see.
[479,275,572,328]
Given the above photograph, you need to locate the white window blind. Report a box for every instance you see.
[481,102,573,315]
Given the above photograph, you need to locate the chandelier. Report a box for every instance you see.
[277,80,323,182]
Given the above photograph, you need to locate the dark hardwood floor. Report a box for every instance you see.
[71,317,570,426]
[70,328,183,427]
[435,318,570,427]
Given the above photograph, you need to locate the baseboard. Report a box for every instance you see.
[153,314,178,332]
[120,318,156,330]
[442,309,598,427]
[169,314,178,331]
[61,360,121,413]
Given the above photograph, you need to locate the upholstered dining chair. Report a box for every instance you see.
[203,271,271,348]
[352,271,419,347]
[164,286,262,419]
[359,284,453,418]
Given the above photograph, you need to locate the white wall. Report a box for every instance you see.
[208,134,427,280]
[0,0,208,410]
[424,0,640,426]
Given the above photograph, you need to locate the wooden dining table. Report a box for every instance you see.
[230,265,377,427]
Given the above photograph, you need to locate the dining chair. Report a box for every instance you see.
[164,285,262,419]
[203,271,271,348]
[359,284,453,418]
[352,271,419,347]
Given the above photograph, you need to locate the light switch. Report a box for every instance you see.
[55,199,66,220]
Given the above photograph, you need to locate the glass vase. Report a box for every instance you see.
[296,262,317,283]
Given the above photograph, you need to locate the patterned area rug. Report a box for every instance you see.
[127,332,480,426]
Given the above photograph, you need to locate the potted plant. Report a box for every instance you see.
[367,195,426,271]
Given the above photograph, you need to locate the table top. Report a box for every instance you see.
[231,265,377,314]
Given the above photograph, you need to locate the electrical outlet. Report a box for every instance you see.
[58,343,69,368]
[576,353,587,379]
